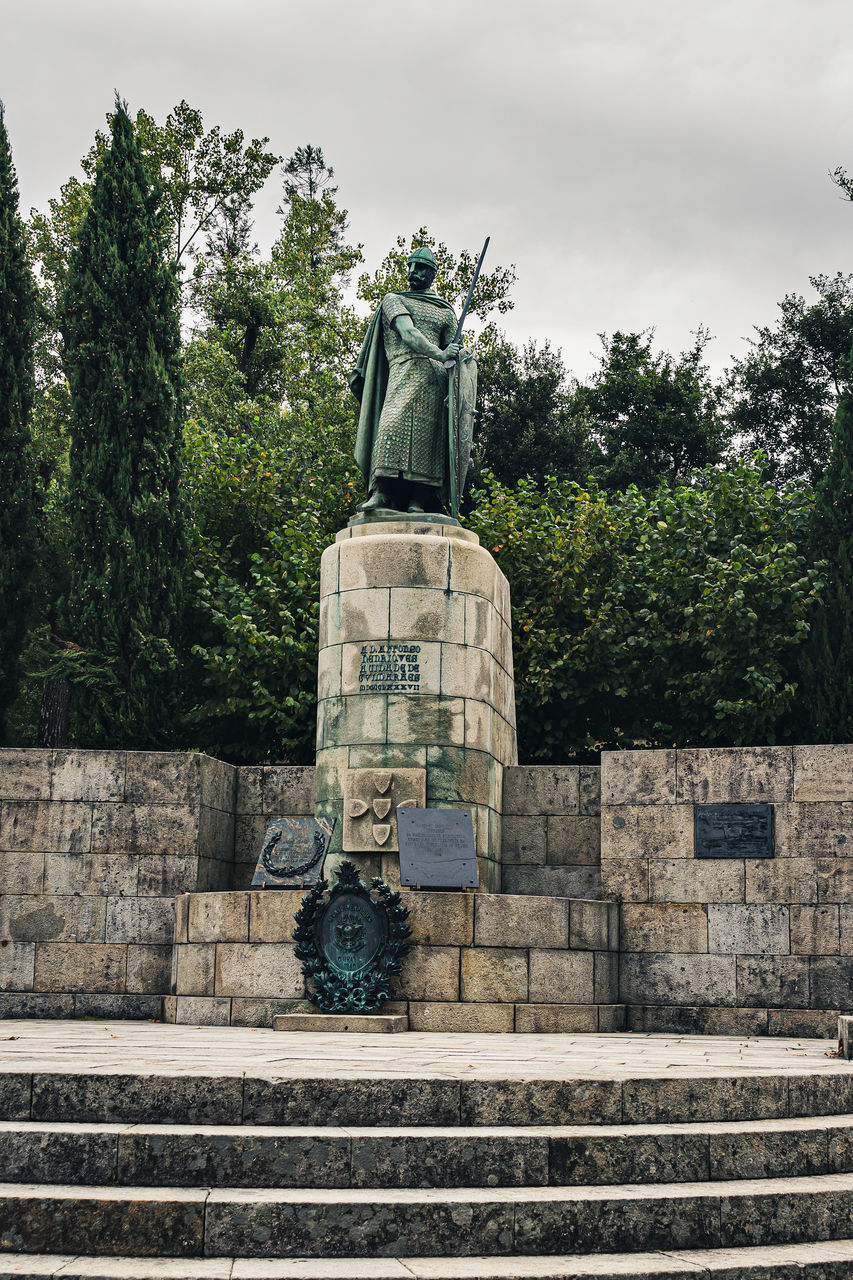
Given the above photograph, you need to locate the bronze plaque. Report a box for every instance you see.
[251,817,335,888]
[694,804,774,859]
[397,807,478,888]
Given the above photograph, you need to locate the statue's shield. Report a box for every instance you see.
[452,349,477,508]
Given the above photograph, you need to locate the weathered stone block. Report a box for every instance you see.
[319,694,388,750]
[0,749,52,800]
[43,851,137,897]
[386,694,465,747]
[601,749,676,806]
[34,942,126,993]
[426,746,498,809]
[124,752,202,805]
[0,851,44,894]
[214,942,303,998]
[320,541,339,597]
[463,698,495,755]
[515,1003,599,1033]
[601,804,693,860]
[460,947,527,1002]
[475,893,568,949]
[774,801,853,857]
[619,952,737,1006]
[547,815,600,865]
[175,942,216,996]
[791,904,840,954]
[248,890,304,943]
[745,858,819,904]
[342,766,425,853]
[90,803,198,857]
[260,766,315,818]
[408,1001,514,1032]
[594,950,619,1002]
[325,587,391,647]
[464,592,495,651]
[197,806,235,862]
[230,996,318,1027]
[174,895,189,944]
[388,586,465,645]
[810,956,853,1008]
[136,853,199,896]
[50,750,126,802]
[0,941,35,991]
[579,767,601,817]
[501,865,601,897]
[396,944,459,1001]
[620,903,708,953]
[339,533,450,592]
[500,815,546,865]
[0,800,91,853]
[528,949,595,1003]
[770,1008,840,1038]
[600,859,650,902]
[405,892,473,946]
[816,860,853,903]
[234,813,267,865]
[236,766,264,815]
[176,994,232,1025]
[736,955,810,1007]
[461,1077,621,1125]
[676,746,793,804]
[649,859,744,903]
[708,904,790,955]
[0,894,105,943]
[438,643,493,706]
[841,906,853,954]
[447,539,500,601]
[317,643,342,700]
[794,743,853,801]
[569,899,613,951]
[105,896,176,944]
[200,756,237,812]
[125,944,172,994]
[189,893,248,943]
[502,767,580,817]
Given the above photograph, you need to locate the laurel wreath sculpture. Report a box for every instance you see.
[292,859,411,1013]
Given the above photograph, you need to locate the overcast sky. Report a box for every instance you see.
[3,0,853,379]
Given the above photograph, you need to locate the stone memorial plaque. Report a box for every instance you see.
[694,804,774,859]
[251,817,335,888]
[397,807,478,889]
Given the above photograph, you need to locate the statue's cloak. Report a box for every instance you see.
[348,291,455,487]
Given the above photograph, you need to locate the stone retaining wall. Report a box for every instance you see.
[500,766,601,898]
[602,746,853,1036]
[166,889,622,1033]
[0,749,234,1019]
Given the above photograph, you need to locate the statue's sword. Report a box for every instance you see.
[445,236,489,520]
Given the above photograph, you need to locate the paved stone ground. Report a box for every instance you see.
[0,1020,850,1080]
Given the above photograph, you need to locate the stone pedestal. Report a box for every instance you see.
[315,516,517,891]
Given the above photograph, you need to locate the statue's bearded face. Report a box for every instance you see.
[408,260,436,292]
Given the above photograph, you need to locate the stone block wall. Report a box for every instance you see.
[0,749,235,1019]
[500,765,601,898]
[601,746,853,1036]
[166,888,622,1033]
[233,765,316,890]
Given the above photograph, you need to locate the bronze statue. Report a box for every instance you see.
[349,245,481,518]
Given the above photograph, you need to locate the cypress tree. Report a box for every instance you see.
[0,103,36,739]
[800,343,853,740]
[62,99,185,747]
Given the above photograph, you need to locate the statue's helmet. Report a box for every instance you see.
[407,246,437,270]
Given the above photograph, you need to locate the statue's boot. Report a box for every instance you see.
[357,486,393,512]
[408,483,440,514]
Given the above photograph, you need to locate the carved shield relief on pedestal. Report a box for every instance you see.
[342,767,427,852]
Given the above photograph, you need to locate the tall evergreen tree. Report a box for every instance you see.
[0,103,36,739]
[62,99,185,747]
[799,343,853,741]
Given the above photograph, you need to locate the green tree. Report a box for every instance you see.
[798,345,853,740]
[727,273,853,486]
[0,104,36,738]
[574,329,729,491]
[61,100,186,747]
[470,462,820,760]
[473,337,598,487]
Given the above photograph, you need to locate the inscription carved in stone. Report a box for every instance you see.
[359,643,422,694]
[343,767,426,852]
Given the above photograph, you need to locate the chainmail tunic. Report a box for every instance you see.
[370,292,457,487]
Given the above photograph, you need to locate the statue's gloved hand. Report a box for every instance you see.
[441,342,462,362]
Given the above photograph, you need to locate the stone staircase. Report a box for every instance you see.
[2,1062,853,1277]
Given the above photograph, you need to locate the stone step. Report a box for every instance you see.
[5,1069,853,1127]
[3,1173,853,1258]
[1,1115,852,1189]
[1,1241,853,1277]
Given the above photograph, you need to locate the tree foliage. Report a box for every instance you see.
[470,463,821,761]
[61,101,186,747]
[727,273,853,486]
[0,104,36,736]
